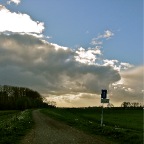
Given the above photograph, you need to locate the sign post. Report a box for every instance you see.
[100,89,109,126]
[101,103,104,126]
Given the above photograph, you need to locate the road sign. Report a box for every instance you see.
[101,98,109,103]
[101,89,107,99]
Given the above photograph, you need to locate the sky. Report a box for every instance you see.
[0,0,143,107]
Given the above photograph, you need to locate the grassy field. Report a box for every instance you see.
[0,110,34,144]
[41,107,143,144]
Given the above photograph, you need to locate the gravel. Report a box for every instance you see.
[21,110,107,144]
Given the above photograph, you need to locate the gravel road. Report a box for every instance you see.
[21,110,107,144]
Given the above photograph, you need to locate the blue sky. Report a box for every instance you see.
[2,0,143,65]
[0,0,143,107]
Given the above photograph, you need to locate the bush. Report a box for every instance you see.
[0,110,33,144]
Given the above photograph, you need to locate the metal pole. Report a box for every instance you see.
[101,103,103,126]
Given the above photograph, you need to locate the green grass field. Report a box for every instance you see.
[41,107,143,144]
[0,110,34,144]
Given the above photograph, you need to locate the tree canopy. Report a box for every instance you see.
[0,85,52,110]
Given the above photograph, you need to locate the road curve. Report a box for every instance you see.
[21,109,107,144]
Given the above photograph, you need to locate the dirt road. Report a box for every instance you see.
[21,110,107,144]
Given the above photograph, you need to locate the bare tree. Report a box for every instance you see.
[121,102,131,108]
[107,103,114,108]
[131,102,140,107]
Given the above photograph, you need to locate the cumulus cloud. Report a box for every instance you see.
[0,32,142,107]
[74,47,102,64]
[7,0,21,5]
[0,4,142,107]
[0,5,44,33]
[103,59,134,71]
[120,66,143,90]
[110,66,144,106]
[91,30,114,46]
[103,30,114,39]
[0,33,120,97]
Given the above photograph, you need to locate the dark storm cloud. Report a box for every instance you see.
[0,33,121,95]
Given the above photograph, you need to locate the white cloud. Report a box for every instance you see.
[0,32,142,107]
[7,0,21,5]
[91,38,103,45]
[50,43,69,51]
[0,33,120,96]
[120,66,143,90]
[103,59,134,71]
[103,59,119,70]
[110,66,144,106]
[0,5,44,34]
[103,30,114,39]
[120,62,134,70]
[91,30,114,46]
[74,47,102,65]
[0,5,141,107]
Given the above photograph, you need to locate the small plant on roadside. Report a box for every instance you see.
[0,110,34,144]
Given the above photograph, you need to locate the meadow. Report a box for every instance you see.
[41,107,143,144]
[0,110,33,144]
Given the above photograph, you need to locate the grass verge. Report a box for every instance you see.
[41,108,143,144]
[0,110,34,144]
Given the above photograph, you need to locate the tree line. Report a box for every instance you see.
[107,102,143,108]
[0,85,54,110]
[121,101,143,108]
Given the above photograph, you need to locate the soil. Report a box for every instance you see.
[21,109,107,144]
